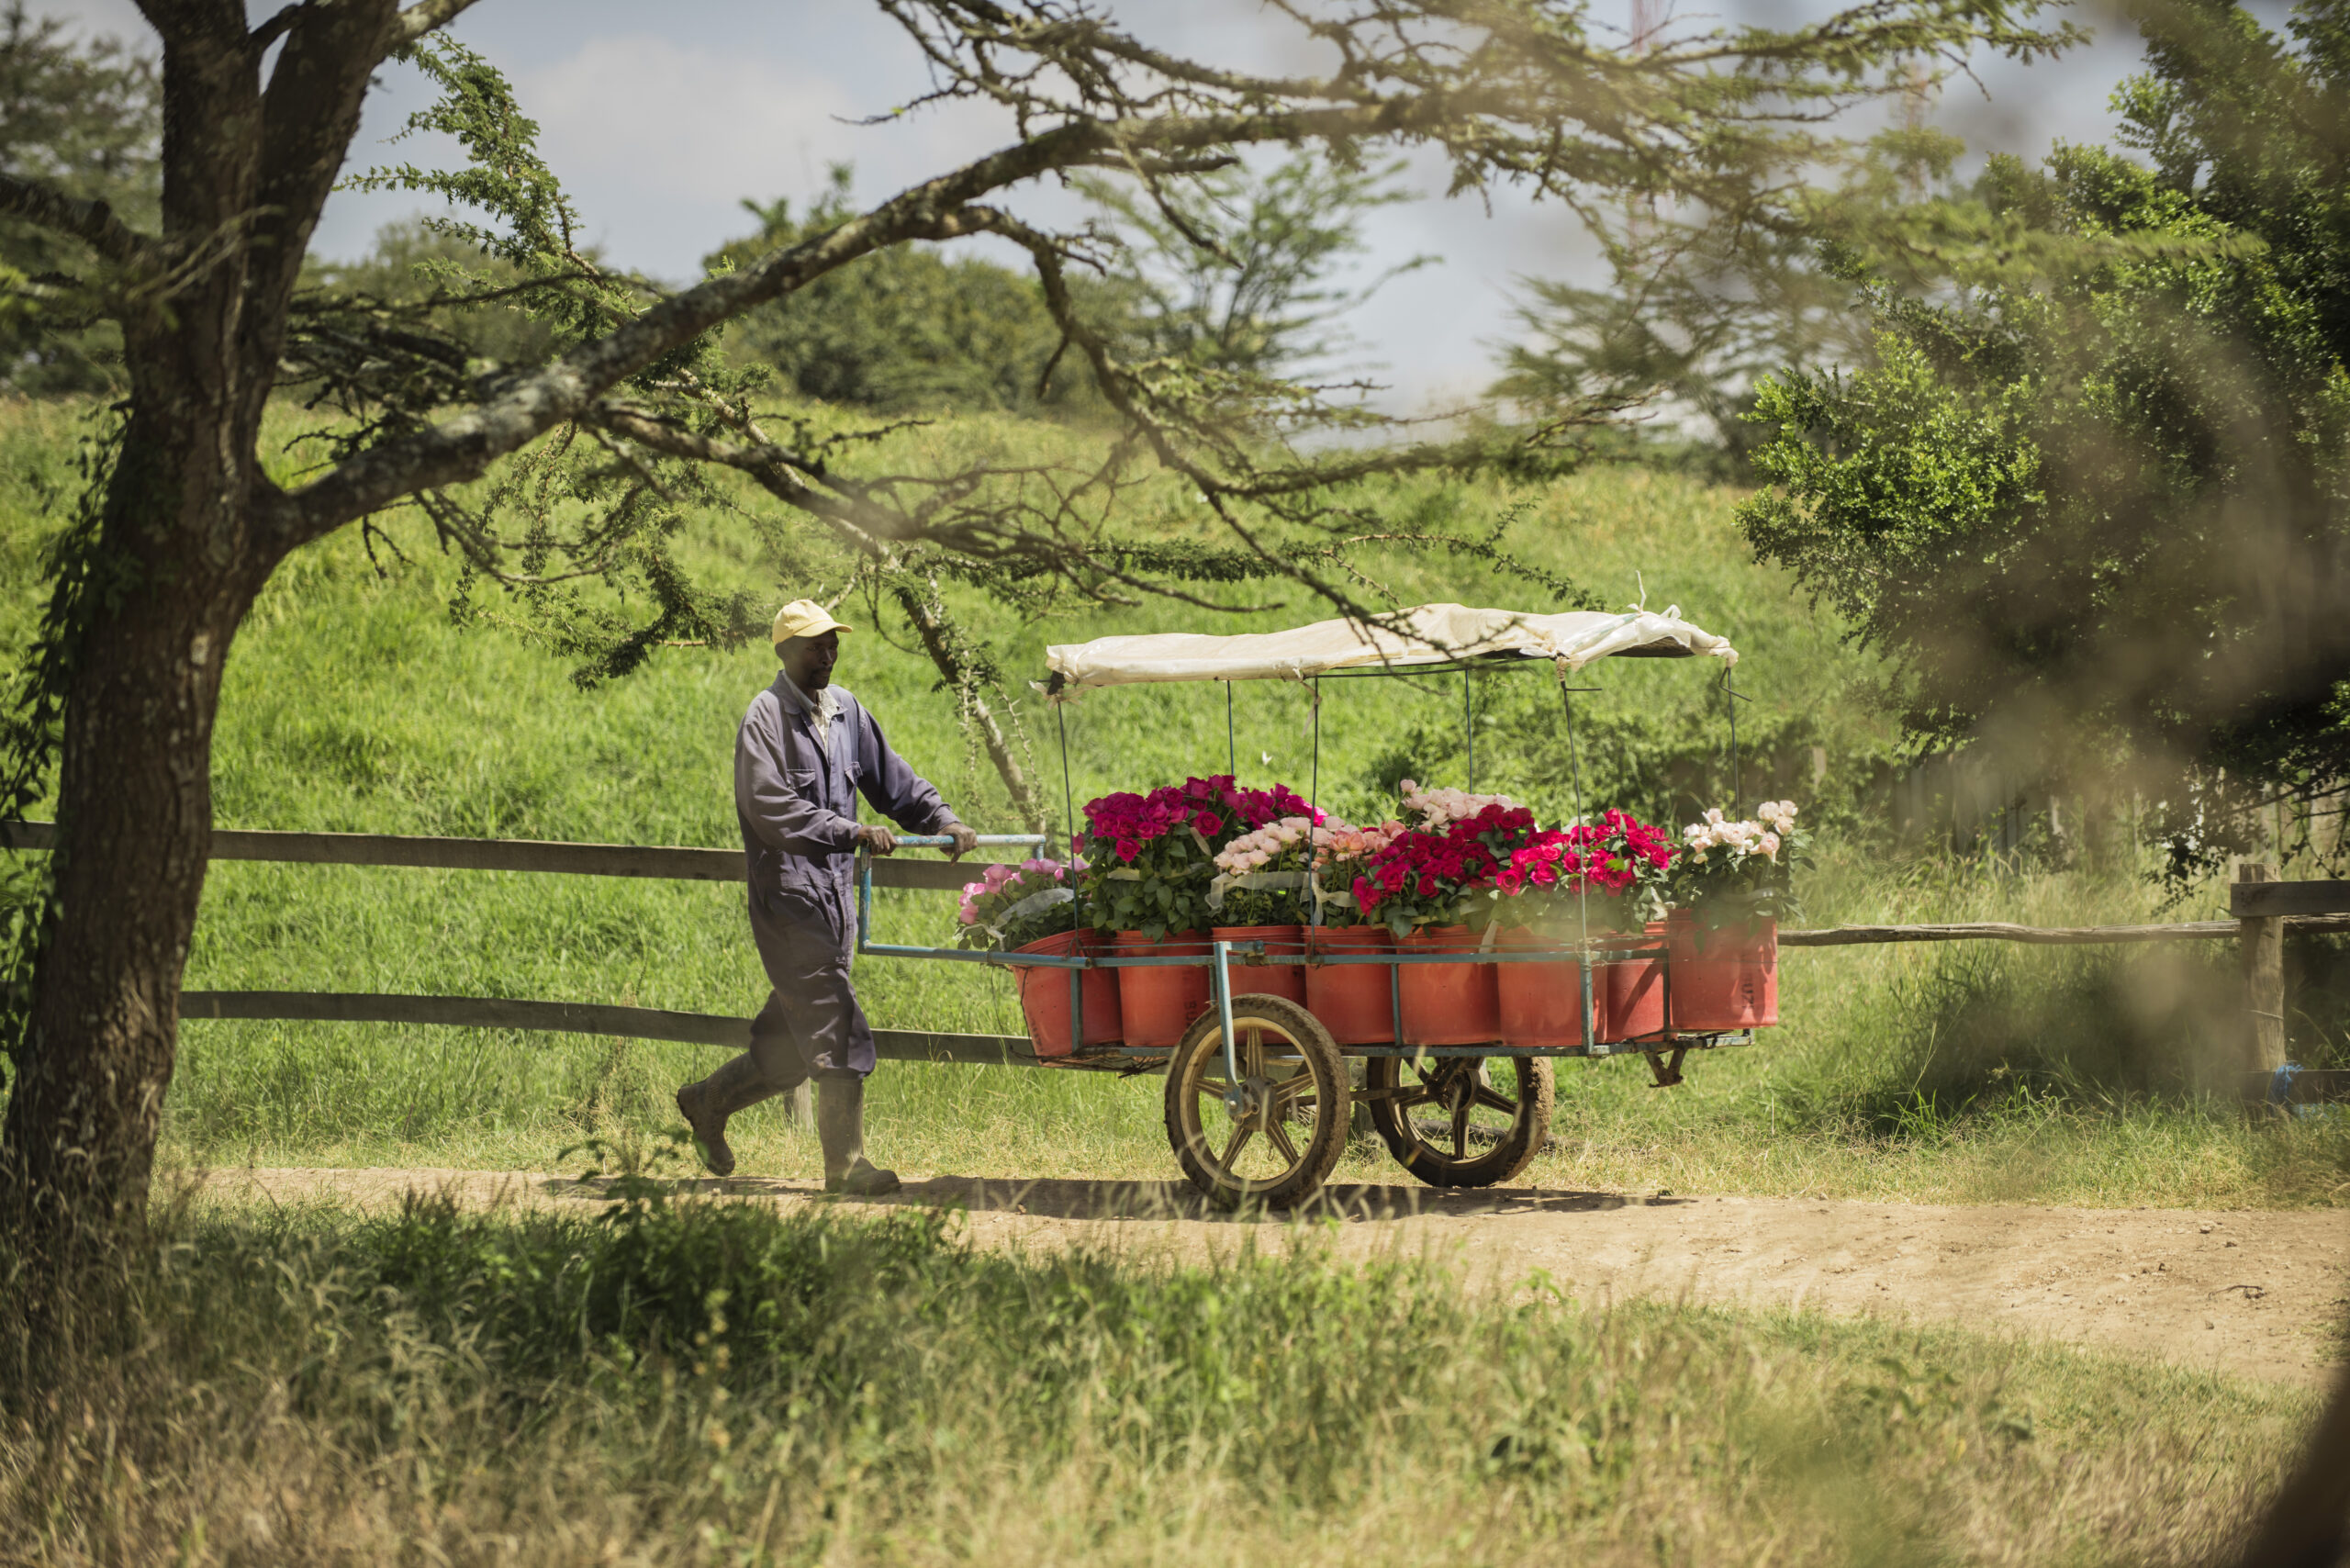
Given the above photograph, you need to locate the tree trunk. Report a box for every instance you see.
[0,415,269,1282]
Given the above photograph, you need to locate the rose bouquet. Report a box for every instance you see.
[954,857,1086,951]
[1307,818,1407,925]
[1667,799,1809,925]
[1484,808,1675,932]
[1350,782,1537,937]
[1080,775,1320,938]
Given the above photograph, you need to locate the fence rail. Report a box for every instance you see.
[1781,916,2350,946]
[8,823,2349,1077]
[0,820,995,892]
[177,991,1028,1063]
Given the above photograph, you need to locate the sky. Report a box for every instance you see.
[49,0,2160,409]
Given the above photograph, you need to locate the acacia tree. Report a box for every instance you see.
[0,0,2064,1280]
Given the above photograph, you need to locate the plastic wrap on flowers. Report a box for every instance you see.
[955,857,1086,951]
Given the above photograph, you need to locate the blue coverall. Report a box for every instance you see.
[734,675,960,1085]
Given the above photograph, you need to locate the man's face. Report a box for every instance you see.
[784,630,841,690]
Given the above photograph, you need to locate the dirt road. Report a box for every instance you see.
[199,1166,2350,1389]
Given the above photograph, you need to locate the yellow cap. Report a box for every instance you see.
[771,599,854,647]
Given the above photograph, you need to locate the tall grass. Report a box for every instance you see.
[0,1186,2311,1565]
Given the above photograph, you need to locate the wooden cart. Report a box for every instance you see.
[860,602,1771,1207]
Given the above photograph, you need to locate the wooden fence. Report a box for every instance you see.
[4,821,2346,1092]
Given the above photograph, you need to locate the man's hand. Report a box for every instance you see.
[855,823,899,857]
[945,823,980,860]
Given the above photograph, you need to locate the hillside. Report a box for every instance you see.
[2,398,2333,1210]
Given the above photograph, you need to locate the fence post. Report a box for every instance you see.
[2237,862,2287,1081]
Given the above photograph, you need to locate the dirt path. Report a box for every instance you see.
[196,1166,2350,1389]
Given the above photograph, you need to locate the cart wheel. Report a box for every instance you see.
[1364,1055,1553,1189]
[1163,994,1349,1210]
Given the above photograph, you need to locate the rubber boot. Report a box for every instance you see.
[816,1075,901,1196]
[676,1052,778,1178]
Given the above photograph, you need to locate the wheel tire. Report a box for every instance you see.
[1163,992,1349,1210]
[1365,1055,1553,1189]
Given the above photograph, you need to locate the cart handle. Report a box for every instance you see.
[883,834,1048,849]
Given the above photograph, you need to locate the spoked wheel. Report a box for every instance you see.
[1364,1055,1553,1189]
[1163,994,1349,1209]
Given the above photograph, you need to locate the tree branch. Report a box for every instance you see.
[276,90,1488,544]
[395,0,486,44]
[248,4,308,50]
[0,174,150,266]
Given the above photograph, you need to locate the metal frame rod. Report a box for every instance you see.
[888,834,1047,848]
[1213,939,1241,1106]
[1308,677,1324,926]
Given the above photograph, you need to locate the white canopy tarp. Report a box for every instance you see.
[1046,602,1736,691]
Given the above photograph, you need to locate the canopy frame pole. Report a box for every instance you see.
[1721,667,1751,815]
[1057,700,1076,857]
[1226,680,1236,778]
[1463,669,1474,792]
[1055,698,1082,1040]
[1308,678,1323,927]
[1726,667,1739,814]
[1310,678,1321,812]
[1561,676,1600,1047]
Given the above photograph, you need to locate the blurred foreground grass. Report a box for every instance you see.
[0,1189,2312,1565]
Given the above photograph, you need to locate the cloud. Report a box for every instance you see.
[517,36,860,252]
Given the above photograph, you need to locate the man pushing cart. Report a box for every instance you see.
[676,599,979,1195]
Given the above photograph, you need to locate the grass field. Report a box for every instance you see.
[0,398,2343,1206]
[0,1186,2316,1566]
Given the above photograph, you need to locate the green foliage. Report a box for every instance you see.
[1738,0,2350,873]
[0,404,118,1092]
[0,4,156,394]
[1080,835,1217,940]
[1213,883,1306,926]
[303,218,558,369]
